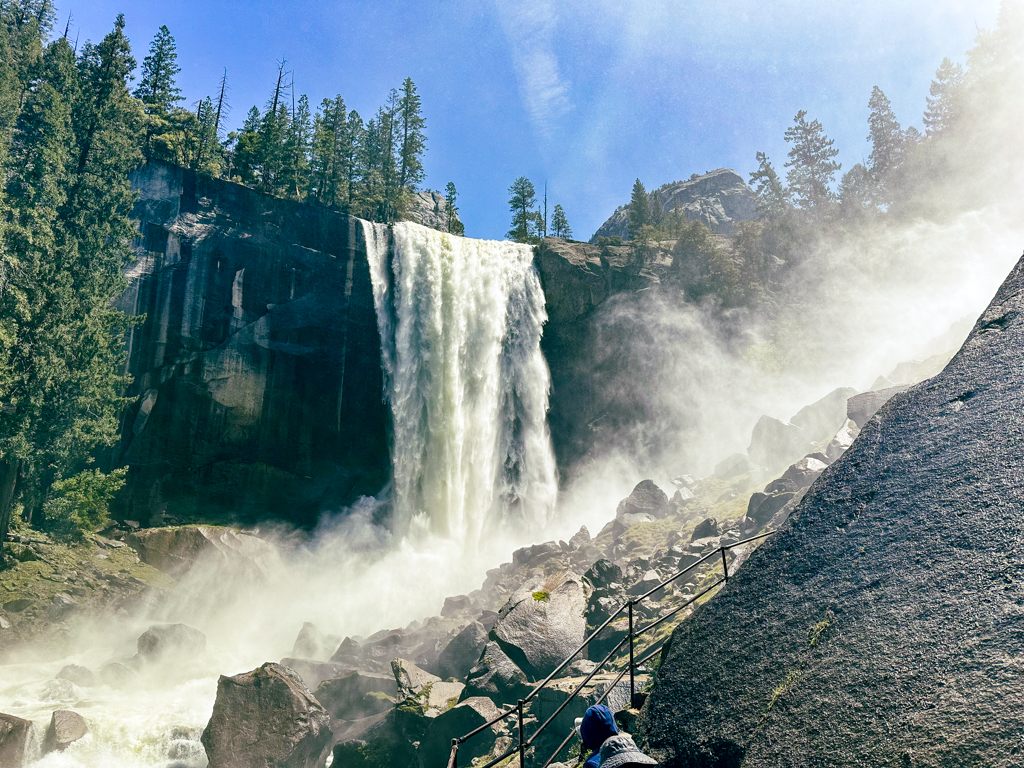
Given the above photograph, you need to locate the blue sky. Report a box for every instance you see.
[66,1,1000,240]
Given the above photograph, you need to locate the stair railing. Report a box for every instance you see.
[445,530,776,768]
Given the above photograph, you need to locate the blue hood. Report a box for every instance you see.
[580,704,618,753]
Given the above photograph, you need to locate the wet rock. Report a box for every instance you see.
[492,574,589,680]
[440,595,473,617]
[746,492,796,525]
[691,518,721,540]
[790,387,857,443]
[44,710,88,752]
[278,658,350,690]
[512,541,562,568]
[568,526,592,549]
[391,658,440,698]
[825,419,860,461]
[290,622,338,661]
[56,664,95,688]
[616,480,671,520]
[314,670,398,720]
[136,623,206,663]
[437,621,488,681]
[98,661,135,688]
[463,641,530,703]
[747,415,806,471]
[126,525,276,578]
[584,559,623,591]
[201,662,331,768]
[0,714,36,767]
[330,636,363,665]
[628,569,663,597]
[420,697,506,768]
[847,385,908,428]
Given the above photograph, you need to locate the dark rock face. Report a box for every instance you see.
[0,714,35,767]
[202,662,332,768]
[641,254,1024,767]
[136,623,207,663]
[118,162,388,525]
[591,169,758,241]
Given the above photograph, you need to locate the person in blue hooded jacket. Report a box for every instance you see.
[576,704,656,767]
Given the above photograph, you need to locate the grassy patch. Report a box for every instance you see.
[808,610,834,647]
[767,670,802,712]
[531,590,550,602]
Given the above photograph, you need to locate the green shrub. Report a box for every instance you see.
[42,467,127,542]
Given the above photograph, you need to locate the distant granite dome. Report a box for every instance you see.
[590,168,758,242]
[404,189,461,233]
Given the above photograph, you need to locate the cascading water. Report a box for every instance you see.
[362,220,558,544]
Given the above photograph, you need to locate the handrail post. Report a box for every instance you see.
[448,738,458,768]
[628,600,636,707]
[517,699,526,767]
[721,547,729,581]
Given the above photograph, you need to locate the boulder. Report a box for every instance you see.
[44,710,88,753]
[492,575,589,680]
[440,595,473,618]
[56,664,95,687]
[332,709,419,768]
[126,525,276,578]
[789,387,857,444]
[463,641,530,703]
[419,697,506,768]
[616,481,670,520]
[747,415,806,471]
[330,636,363,665]
[745,491,796,525]
[511,541,562,568]
[691,518,721,540]
[391,658,440,698]
[0,714,35,768]
[201,662,332,768]
[628,570,663,597]
[583,559,623,591]
[847,385,908,428]
[278,658,351,690]
[314,670,398,720]
[136,623,206,663]
[290,622,339,661]
[436,621,488,681]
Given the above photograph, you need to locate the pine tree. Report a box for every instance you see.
[134,25,183,160]
[838,162,874,218]
[229,105,262,186]
[627,178,650,238]
[749,151,789,217]
[282,92,311,199]
[443,181,464,235]
[550,203,572,239]
[396,77,425,202]
[310,95,348,206]
[506,176,537,243]
[344,109,364,212]
[923,58,963,135]
[866,86,905,202]
[783,110,841,211]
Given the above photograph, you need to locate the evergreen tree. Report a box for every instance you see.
[627,178,650,238]
[923,58,963,135]
[550,203,572,239]
[396,77,425,201]
[749,151,789,217]
[134,25,184,160]
[443,181,464,235]
[229,105,262,186]
[506,176,538,243]
[310,95,349,206]
[783,110,841,211]
[282,92,311,199]
[838,162,874,219]
[344,109,364,212]
[866,86,905,202]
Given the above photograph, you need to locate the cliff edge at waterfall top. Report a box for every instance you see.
[2,4,1024,768]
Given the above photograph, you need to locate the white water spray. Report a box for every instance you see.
[363,220,558,544]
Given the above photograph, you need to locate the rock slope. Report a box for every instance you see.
[640,252,1024,767]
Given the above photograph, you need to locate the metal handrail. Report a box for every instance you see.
[445,529,776,767]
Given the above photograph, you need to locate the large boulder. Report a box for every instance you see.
[463,641,530,703]
[126,525,276,578]
[640,254,1024,766]
[436,621,488,681]
[290,622,339,661]
[136,623,206,663]
[0,714,35,768]
[846,384,909,428]
[314,670,398,720]
[789,387,857,443]
[44,710,88,753]
[419,697,507,768]
[746,415,806,472]
[616,480,670,521]
[491,574,589,680]
[278,658,351,690]
[201,662,332,768]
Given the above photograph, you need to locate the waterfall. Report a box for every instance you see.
[362,220,558,544]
